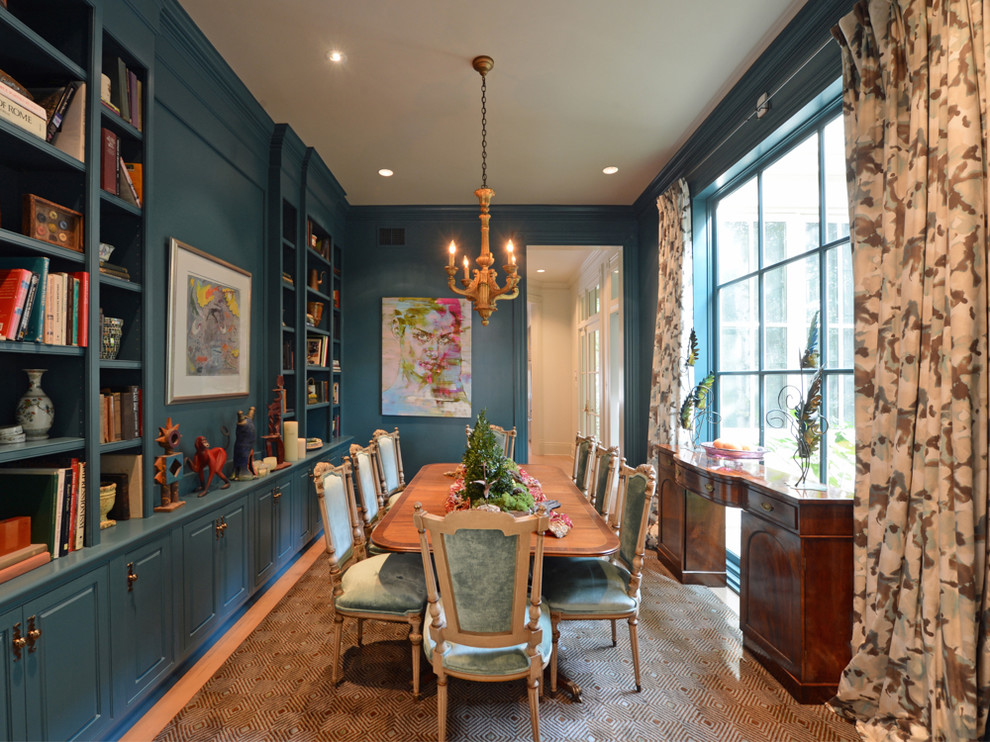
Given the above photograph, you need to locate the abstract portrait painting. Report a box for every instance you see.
[381,297,471,417]
[167,238,251,402]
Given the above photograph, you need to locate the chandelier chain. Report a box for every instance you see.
[480,72,487,188]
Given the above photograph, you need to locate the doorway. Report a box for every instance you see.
[527,246,623,462]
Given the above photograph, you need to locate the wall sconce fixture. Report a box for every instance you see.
[444,55,520,326]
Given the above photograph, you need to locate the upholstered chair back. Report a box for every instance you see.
[372,427,405,495]
[348,442,382,526]
[414,506,549,649]
[591,445,620,521]
[465,423,518,460]
[572,432,596,495]
[614,463,658,585]
[317,462,359,570]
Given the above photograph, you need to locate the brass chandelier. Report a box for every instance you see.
[444,55,520,326]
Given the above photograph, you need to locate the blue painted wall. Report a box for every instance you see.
[345,205,638,474]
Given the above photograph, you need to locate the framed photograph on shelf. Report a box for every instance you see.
[166,237,251,403]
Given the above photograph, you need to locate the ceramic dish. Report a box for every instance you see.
[306,438,323,450]
[700,442,767,460]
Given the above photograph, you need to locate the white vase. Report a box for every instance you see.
[15,369,54,440]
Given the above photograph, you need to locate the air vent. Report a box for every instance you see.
[378,227,406,246]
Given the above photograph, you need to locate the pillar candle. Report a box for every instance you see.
[284,421,299,462]
[298,438,307,460]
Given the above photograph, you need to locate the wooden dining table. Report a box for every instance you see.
[371,462,619,557]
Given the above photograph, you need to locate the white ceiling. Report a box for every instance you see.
[176,0,808,208]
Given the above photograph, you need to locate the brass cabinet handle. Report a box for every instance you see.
[761,501,774,513]
[273,486,282,503]
[11,623,25,660]
[704,483,714,493]
[26,616,40,653]
[216,518,227,539]
[127,562,139,591]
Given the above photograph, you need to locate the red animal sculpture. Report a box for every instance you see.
[187,435,231,495]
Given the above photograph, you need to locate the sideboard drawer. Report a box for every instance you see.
[746,490,797,531]
[674,463,746,507]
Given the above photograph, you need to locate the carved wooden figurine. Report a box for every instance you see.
[187,435,231,495]
[233,407,257,480]
[262,376,291,470]
[153,417,186,512]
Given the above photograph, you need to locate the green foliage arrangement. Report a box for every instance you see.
[462,410,534,512]
[678,329,717,444]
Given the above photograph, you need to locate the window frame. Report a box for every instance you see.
[694,94,852,488]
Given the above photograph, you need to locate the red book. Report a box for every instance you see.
[0,268,32,340]
[100,127,118,194]
[70,271,89,346]
[0,551,51,586]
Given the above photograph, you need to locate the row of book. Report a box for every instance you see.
[0,460,87,560]
[101,57,143,131]
[0,257,89,345]
[100,386,142,444]
[100,126,142,207]
[0,77,86,161]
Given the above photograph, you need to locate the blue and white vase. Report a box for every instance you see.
[16,368,54,440]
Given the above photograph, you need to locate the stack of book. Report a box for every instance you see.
[100,127,142,207]
[99,385,142,443]
[0,75,86,160]
[0,259,89,346]
[0,517,50,586]
[100,56,143,131]
[98,261,131,281]
[0,460,87,562]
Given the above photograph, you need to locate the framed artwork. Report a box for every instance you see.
[381,297,471,417]
[166,237,251,403]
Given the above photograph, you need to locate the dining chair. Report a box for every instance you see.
[315,460,428,697]
[571,432,596,496]
[465,422,518,460]
[348,442,386,536]
[588,443,620,528]
[543,462,657,693]
[414,503,552,742]
[372,427,406,504]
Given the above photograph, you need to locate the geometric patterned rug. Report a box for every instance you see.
[154,552,860,742]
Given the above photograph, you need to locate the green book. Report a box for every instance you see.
[0,468,66,558]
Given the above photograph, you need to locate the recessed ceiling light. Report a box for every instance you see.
[378,169,393,177]
[328,50,343,63]
[602,166,619,175]
[537,269,546,273]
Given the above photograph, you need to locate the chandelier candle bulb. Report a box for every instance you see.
[463,255,469,280]
[448,241,456,267]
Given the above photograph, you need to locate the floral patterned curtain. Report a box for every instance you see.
[647,178,692,460]
[830,2,990,739]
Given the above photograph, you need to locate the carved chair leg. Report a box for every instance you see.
[628,614,642,692]
[331,615,344,686]
[550,613,561,692]
[436,671,448,742]
[357,617,364,646]
[409,615,423,699]
[528,673,541,742]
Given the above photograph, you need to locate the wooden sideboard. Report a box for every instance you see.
[655,444,854,703]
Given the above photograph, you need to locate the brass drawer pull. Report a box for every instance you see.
[704,483,714,493]
[761,501,774,513]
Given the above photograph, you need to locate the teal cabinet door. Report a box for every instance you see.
[110,536,175,716]
[0,607,27,742]
[217,499,249,615]
[253,485,277,587]
[274,476,297,565]
[22,568,111,742]
[182,511,221,648]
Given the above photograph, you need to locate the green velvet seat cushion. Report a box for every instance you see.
[423,604,553,677]
[542,557,636,614]
[366,541,389,556]
[335,552,427,617]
